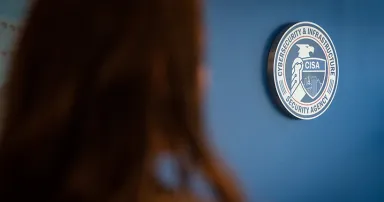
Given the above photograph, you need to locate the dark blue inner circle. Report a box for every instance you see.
[285,38,328,103]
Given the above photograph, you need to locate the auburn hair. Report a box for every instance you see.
[0,0,244,201]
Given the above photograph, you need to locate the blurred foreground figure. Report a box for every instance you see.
[0,0,244,201]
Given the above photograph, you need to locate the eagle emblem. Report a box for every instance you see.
[291,44,326,100]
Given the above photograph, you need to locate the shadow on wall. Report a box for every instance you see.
[260,22,293,118]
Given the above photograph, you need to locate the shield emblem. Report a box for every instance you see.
[301,58,326,99]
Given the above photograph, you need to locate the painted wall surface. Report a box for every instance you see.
[0,0,383,202]
[0,0,26,21]
[205,0,384,202]
[0,0,25,85]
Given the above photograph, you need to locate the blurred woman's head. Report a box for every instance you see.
[0,0,243,201]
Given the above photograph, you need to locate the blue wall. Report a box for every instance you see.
[0,0,25,86]
[205,0,384,201]
[0,0,382,201]
[0,0,26,21]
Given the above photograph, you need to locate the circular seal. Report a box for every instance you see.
[268,22,339,120]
